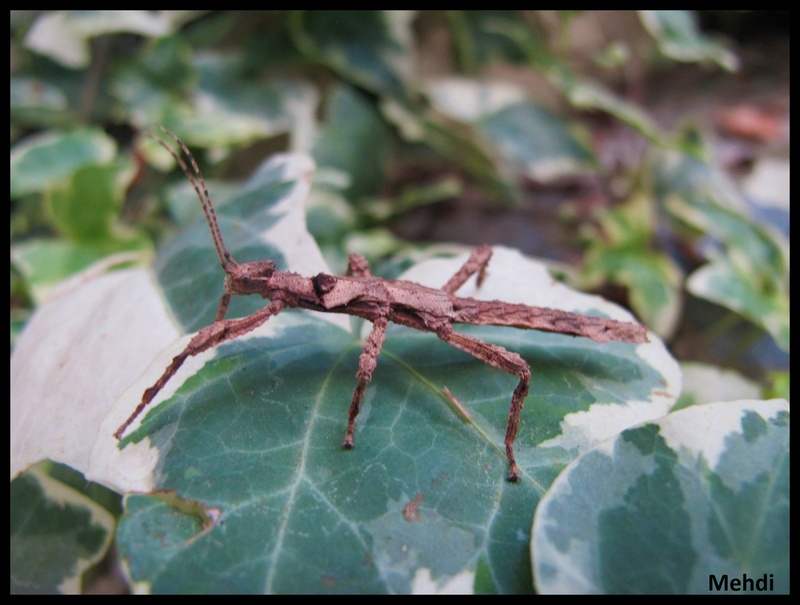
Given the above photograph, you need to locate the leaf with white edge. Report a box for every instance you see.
[548,70,670,147]
[582,247,683,339]
[580,192,683,339]
[23,10,176,69]
[10,151,322,492]
[654,147,744,211]
[674,362,762,411]
[11,462,116,594]
[665,194,788,289]
[532,399,789,594]
[467,16,671,147]
[105,242,676,594]
[638,11,739,72]
[12,241,145,305]
[426,78,594,182]
[12,144,679,594]
[656,151,789,350]
[686,258,789,351]
[170,54,319,151]
[380,96,514,199]
[11,128,116,197]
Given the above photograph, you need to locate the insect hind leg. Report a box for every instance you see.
[435,324,531,482]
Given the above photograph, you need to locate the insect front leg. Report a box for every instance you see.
[215,292,232,322]
[435,324,531,482]
[441,245,493,294]
[343,315,389,450]
[114,299,284,440]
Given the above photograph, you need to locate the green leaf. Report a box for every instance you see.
[290,10,414,98]
[154,159,299,332]
[686,258,789,351]
[304,170,358,243]
[10,128,117,197]
[533,399,789,594]
[312,85,390,200]
[46,159,138,243]
[764,371,789,402]
[110,36,197,127]
[548,70,671,146]
[467,13,672,148]
[11,153,150,301]
[638,11,739,72]
[10,77,69,126]
[425,79,594,183]
[109,218,675,594]
[581,193,683,338]
[10,151,321,487]
[447,11,533,72]
[665,194,787,287]
[583,247,682,338]
[656,151,789,349]
[171,53,317,148]
[381,95,515,199]
[11,462,116,594]
[290,12,513,198]
[115,288,674,592]
[476,101,593,181]
[11,239,145,304]
[12,146,678,594]
[23,10,176,69]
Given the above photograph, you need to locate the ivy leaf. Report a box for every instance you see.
[638,11,739,72]
[23,10,175,69]
[446,11,533,72]
[168,53,318,149]
[426,78,595,183]
[581,193,683,338]
[11,462,117,594]
[45,160,139,244]
[685,258,789,350]
[466,12,673,149]
[289,10,415,98]
[312,84,390,201]
[10,128,116,197]
[12,148,678,594]
[533,399,789,594]
[656,150,789,350]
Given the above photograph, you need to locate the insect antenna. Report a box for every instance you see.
[145,125,237,270]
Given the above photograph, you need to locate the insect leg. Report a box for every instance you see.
[343,315,389,450]
[215,292,232,322]
[114,299,284,440]
[441,245,493,294]
[435,324,531,482]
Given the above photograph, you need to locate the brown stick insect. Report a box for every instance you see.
[115,125,649,482]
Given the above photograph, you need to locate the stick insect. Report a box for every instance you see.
[115,125,649,482]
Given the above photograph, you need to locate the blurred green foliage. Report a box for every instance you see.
[11,8,788,368]
[10,11,789,594]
